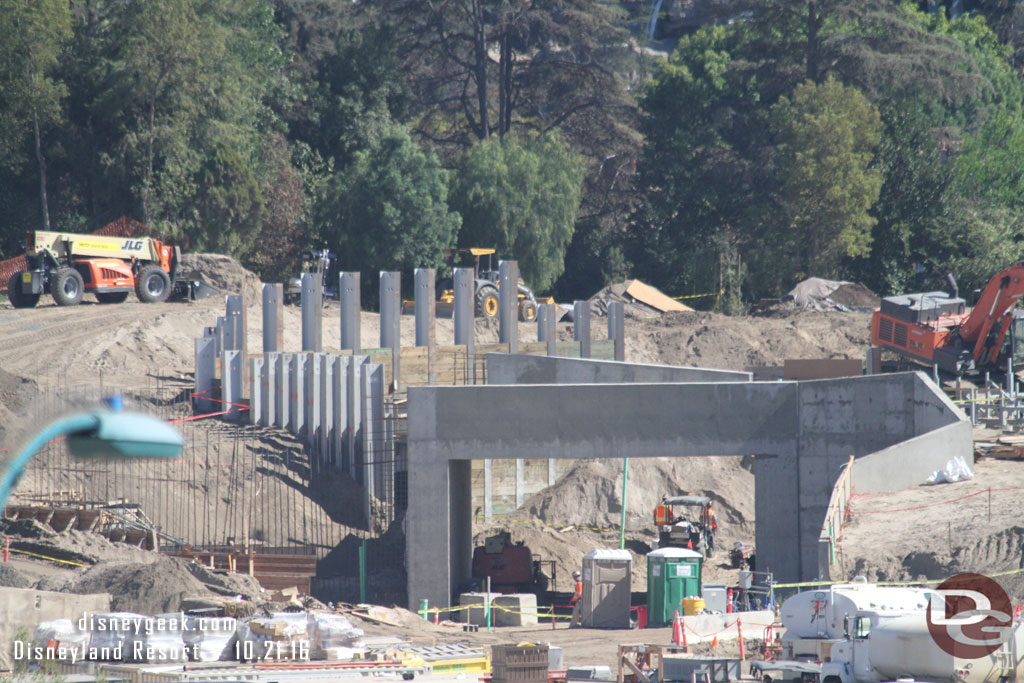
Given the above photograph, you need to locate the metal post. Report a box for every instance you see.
[537,305,548,342]
[340,272,361,353]
[415,268,436,385]
[608,301,625,361]
[499,260,519,354]
[262,283,284,353]
[454,267,475,383]
[573,301,591,359]
[380,271,401,391]
[301,273,323,352]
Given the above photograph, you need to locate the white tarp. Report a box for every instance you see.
[925,456,974,485]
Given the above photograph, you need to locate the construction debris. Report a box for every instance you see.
[784,277,879,312]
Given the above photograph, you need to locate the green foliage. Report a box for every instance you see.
[630,25,770,301]
[186,142,268,258]
[449,132,584,293]
[315,124,460,287]
[769,78,883,280]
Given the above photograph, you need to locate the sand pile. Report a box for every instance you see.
[476,456,757,589]
[512,456,754,537]
[0,366,38,449]
[179,253,263,302]
[625,310,871,369]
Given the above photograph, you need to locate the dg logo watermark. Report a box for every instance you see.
[926,573,1014,658]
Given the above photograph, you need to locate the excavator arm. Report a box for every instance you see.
[958,263,1024,368]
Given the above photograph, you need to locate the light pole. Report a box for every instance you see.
[0,399,184,508]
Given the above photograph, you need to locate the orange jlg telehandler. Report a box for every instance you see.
[6,230,194,308]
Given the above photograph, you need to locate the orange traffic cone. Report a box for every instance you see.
[672,611,682,645]
[710,635,719,649]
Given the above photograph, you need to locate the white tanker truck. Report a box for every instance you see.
[753,578,1024,683]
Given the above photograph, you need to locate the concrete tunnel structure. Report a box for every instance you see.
[404,354,972,610]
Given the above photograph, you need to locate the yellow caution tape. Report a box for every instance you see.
[8,547,88,567]
[672,290,725,301]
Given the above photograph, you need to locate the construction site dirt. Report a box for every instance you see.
[1,255,1020,675]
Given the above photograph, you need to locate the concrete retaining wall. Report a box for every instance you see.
[851,421,973,495]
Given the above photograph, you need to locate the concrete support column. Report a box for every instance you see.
[348,356,366,479]
[262,284,284,353]
[407,458,454,609]
[608,301,625,361]
[320,354,333,464]
[262,352,278,427]
[249,358,263,425]
[540,304,557,356]
[226,295,248,394]
[194,336,216,413]
[414,268,436,385]
[332,356,347,468]
[573,301,591,359]
[362,364,385,522]
[548,459,557,486]
[222,350,243,422]
[301,273,323,352]
[276,353,291,429]
[305,353,322,446]
[290,353,305,435]
[213,317,225,356]
[340,272,361,353]
[453,267,475,384]
[380,271,401,391]
[499,260,519,354]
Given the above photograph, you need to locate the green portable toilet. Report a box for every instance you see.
[646,547,702,627]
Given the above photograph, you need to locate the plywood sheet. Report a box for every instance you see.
[783,358,863,380]
[625,280,694,312]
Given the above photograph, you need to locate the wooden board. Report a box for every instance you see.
[625,279,694,312]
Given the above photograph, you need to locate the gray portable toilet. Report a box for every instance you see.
[579,548,632,629]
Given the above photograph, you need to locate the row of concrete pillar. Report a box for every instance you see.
[272,263,626,378]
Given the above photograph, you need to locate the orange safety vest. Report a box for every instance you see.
[654,503,672,526]
[572,580,583,603]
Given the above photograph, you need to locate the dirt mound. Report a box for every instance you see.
[0,564,31,588]
[514,457,754,536]
[829,283,879,308]
[0,367,38,449]
[484,456,757,589]
[39,553,264,614]
[179,253,263,302]
[625,310,871,370]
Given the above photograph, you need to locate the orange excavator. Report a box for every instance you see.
[870,264,1024,374]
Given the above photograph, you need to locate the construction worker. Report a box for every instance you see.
[705,501,718,555]
[570,570,583,627]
